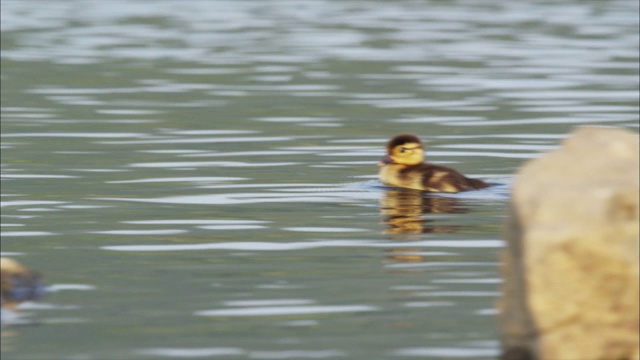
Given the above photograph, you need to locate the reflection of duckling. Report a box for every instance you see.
[379,134,490,192]
[1,257,47,309]
[380,189,466,234]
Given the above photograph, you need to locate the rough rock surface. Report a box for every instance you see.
[500,127,639,360]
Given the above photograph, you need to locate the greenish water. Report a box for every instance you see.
[1,0,638,359]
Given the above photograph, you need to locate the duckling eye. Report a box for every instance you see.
[399,147,408,153]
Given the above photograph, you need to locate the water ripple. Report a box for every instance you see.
[282,227,367,233]
[107,176,246,184]
[101,240,503,252]
[140,348,245,358]
[195,305,378,317]
[98,136,293,145]
[123,219,268,225]
[1,174,79,179]
[1,132,144,138]
[0,200,66,207]
[92,229,187,236]
[224,299,315,307]
[127,161,297,168]
[392,347,498,358]
[1,231,54,237]
[95,192,364,205]
[249,350,346,359]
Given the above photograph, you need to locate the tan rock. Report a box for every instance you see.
[500,127,639,360]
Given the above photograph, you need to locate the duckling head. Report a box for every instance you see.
[379,134,425,166]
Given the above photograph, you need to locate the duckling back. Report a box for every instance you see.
[411,163,490,193]
[465,177,491,190]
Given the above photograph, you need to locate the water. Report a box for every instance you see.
[1,0,638,359]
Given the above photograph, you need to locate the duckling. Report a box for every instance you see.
[1,257,47,309]
[378,134,490,193]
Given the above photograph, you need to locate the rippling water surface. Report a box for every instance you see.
[1,0,638,359]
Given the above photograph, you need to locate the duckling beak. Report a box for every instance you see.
[377,155,393,166]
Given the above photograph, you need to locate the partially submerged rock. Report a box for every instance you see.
[500,127,639,360]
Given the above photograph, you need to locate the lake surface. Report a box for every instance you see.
[1,0,638,359]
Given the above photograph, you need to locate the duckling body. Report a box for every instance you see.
[378,134,490,193]
[1,257,47,309]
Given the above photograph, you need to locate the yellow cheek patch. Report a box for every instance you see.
[390,143,424,166]
[395,144,421,155]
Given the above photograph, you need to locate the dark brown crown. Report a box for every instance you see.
[386,134,423,152]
